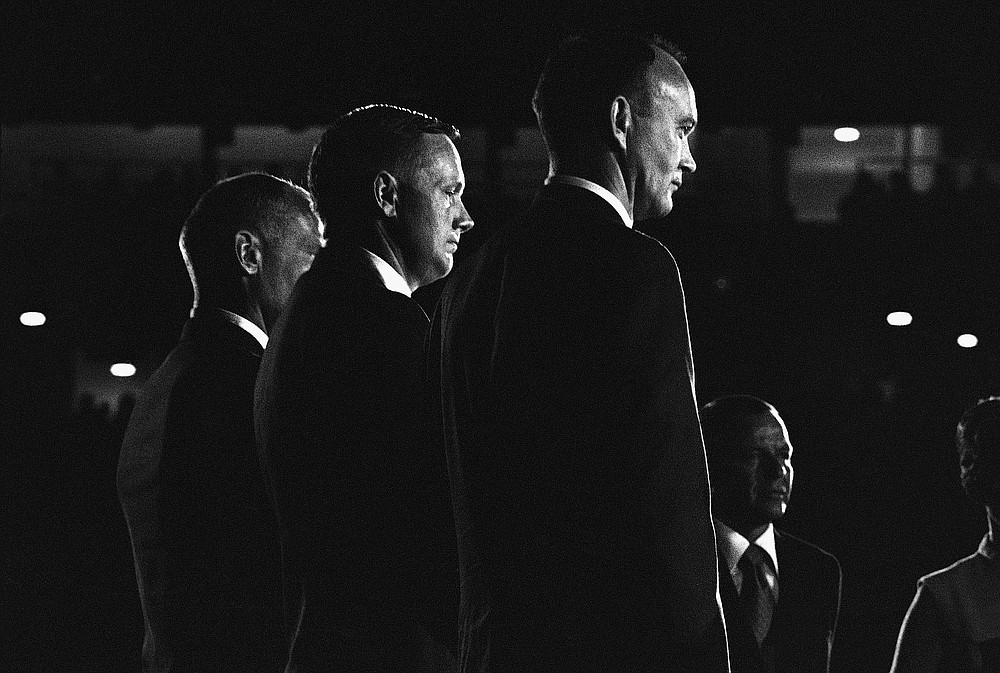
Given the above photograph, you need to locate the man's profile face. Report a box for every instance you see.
[260,212,324,325]
[394,133,473,289]
[961,437,1000,511]
[628,48,698,221]
[713,410,794,531]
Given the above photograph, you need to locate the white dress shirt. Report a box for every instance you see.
[715,519,780,602]
[362,248,411,297]
[544,174,633,229]
[209,307,268,349]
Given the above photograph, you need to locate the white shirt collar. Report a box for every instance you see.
[208,307,268,349]
[545,174,633,229]
[362,248,412,297]
[714,519,779,578]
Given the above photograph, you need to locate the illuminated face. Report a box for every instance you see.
[394,133,474,289]
[628,49,698,221]
[713,410,794,531]
[260,212,324,328]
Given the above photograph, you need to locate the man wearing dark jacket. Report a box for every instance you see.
[254,105,473,672]
[701,395,842,673]
[118,172,324,672]
[432,33,729,672]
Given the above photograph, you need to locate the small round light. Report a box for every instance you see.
[111,362,137,377]
[957,334,978,348]
[20,311,46,327]
[834,127,860,142]
[886,311,912,326]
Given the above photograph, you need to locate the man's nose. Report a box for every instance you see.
[455,201,474,233]
[680,140,696,174]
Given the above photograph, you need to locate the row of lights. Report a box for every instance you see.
[18,305,986,382]
[20,311,137,377]
[886,311,979,348]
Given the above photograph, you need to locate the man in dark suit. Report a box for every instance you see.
[432,33,729,672]
[117,172,325,672]
[701,395,842,673]
[254,105,473,672]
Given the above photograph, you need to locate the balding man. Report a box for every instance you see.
[432,32,729,672]
[118,173,324,672]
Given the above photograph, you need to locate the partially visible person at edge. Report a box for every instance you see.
[891,395,1000,673]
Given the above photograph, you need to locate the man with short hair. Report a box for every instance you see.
[432,33,729,671]
[255,104,473,672]
[701,395,842,673]
[118,172,325,672]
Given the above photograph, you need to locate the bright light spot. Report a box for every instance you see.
[110,362,137,377]
[834,127,860,142]
[957,334,978,348]
[20,311,46,327]
[886,311,913,326]
[715,277,729,291]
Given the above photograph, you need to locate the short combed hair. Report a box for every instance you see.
[179,172,318,287]
[700,395,779,465]
[956,395,1000,498]
[532,33,685,156]
[307,104,459,239]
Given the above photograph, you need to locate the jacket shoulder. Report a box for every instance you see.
[777,529,842,577]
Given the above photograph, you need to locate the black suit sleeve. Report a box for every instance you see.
[632,240,730,670]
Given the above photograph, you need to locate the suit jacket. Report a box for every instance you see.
[719,529,841,673]
[254,243,458,673]
[117,309,285,672]
[431,182,729,672]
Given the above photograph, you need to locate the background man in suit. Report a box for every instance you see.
[254,104,473,672]
[118,172,325,672]
[891,395,1000,673]
[701,395,842,673]
[432,33,729,672]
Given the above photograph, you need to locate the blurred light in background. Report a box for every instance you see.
[957,334,978,348]
[110,362,137,377]
[20,311,46,327]
[834,127,860,142]
[886,311,913,326]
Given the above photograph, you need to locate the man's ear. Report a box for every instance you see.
[610,96,631,153]
[235,230,262,275]
[374,171,398,218]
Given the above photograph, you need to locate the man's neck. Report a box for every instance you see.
[719,515,770,544]
[193,285,266,335]
[549,154,631,219]
[367,223,415,293]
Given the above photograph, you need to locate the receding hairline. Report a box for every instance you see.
[631,45,695,115]
[395,132,462,184]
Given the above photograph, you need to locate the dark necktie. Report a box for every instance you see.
[738,543,776,645]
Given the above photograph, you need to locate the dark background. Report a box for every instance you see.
[3,2,999,671]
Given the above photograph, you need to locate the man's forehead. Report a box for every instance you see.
[413,134,463,180]
[748,412,790,445]
[646,50,695,107]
